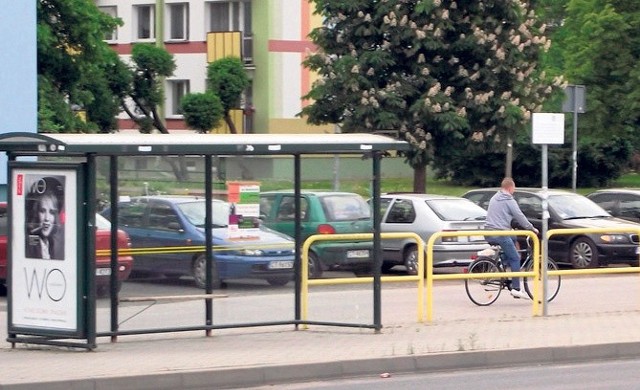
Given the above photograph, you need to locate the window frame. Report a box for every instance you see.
[167,2,189,41]
[134,4,156,41]
[99,6,118,42]
[207,1,253,62]
[167,79,191,118]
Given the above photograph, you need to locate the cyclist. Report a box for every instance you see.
[484,177,539,299]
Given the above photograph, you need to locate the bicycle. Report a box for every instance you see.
[464,236,561,306]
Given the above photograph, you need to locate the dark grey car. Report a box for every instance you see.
[463,188,640,269]
[587,188,640,224]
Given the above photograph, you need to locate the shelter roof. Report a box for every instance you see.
[0,132,409,156]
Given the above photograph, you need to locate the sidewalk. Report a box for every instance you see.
[2,277,640,389]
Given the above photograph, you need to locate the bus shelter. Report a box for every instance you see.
[0,132,409,349]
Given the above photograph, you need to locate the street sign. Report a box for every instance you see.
[532,113,565,145]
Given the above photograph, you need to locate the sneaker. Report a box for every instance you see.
[510,288,529,300]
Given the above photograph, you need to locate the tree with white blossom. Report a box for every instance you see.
[301,0,565,191]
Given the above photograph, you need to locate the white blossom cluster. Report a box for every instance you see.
[303,0,564,154]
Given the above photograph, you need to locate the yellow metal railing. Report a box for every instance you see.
[426,230,540,320]
[545,227,640,278]
[301,232,424,327]
[425,227,640,322]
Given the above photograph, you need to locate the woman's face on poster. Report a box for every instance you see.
[37,195,58,237]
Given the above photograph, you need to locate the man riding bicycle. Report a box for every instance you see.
[484,177,539,299]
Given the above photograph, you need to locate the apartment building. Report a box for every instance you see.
[95,0,333,135]
[93,1,410,182]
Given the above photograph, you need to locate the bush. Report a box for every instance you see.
[439,137,632,188]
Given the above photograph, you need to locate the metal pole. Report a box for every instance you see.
[333,124,340,191]
[572,87,578,192]
[372,152,382,332]
[294,154,301,327]
[205,155,213,336]
[86,155,97,349]
[541,145,549,316]
[109,156,119,342]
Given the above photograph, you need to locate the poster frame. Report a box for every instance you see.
[7,162,89,341]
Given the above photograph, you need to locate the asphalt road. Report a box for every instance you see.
[247,357,640,390]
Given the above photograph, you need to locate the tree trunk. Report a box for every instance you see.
[505,137,513,178]
[224,113,237,134]
[412,165,426,193]
[163,156,190,182]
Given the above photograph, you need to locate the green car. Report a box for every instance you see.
[259,190,373,278]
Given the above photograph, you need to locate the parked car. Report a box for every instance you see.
[101,196,295,289]
[94,213,134,296]
[462,188,640,268]
[586,189,640,223]
[375,193,489,274]
[0,202,133,297]
[259,190,373,278]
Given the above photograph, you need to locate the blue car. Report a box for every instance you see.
[101,196,295,288]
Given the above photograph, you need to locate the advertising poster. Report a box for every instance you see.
[10,168,78,332]
[227,181,260,239]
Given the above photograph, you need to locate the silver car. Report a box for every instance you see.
[376,193,488,274]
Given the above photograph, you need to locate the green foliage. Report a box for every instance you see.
[559,0,640,149]
[130,44,176,110]
[207,57,250,112]
[302,0,563,186]
[37,0,123,133]
[38,76,78,133]
[444,137,632,188]
[181,93,224,133]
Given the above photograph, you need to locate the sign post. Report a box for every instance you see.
[531,113,565,316]
[562,85,586,192]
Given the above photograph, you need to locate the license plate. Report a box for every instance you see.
[347,250,369,259]
[469,236,484,242]
[96,268,111,276]
[269,260,293,269]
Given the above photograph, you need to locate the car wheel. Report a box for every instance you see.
[192,254,221,289]
[570,237,599,269]
[403,245,418,275]
[308,252,323,279]
[266,277,290,286]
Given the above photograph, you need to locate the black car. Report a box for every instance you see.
[462,188,640,269]
[587,188,640,224]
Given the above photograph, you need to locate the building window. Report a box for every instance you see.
[208,1,252,62]
[168,80,190,116]
[99,6,118,41]
[167,3,189,41]
[134,5,155,40]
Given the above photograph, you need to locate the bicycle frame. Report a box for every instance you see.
[465,237,561,306]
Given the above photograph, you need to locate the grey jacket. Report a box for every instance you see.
[484,190,534,231]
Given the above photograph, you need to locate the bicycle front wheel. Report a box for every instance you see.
[523,257,561,302]
[465,258,503,306]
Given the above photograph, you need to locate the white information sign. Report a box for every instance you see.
[532,113,565,145]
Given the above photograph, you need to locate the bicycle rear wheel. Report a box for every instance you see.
[465,258,503,306]
[523,257,561,302]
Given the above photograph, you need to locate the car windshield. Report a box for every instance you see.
[548,194,611,219]
[425,199,487,221]
[321,195,371,221]
[178,201,230,227]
